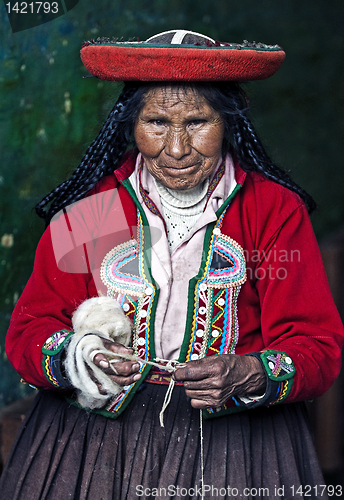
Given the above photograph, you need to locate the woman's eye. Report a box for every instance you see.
[149,119,165,126]
[188,119,206,126]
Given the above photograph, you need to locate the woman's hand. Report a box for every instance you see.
[174,354,266,409]
[92,339,141,390]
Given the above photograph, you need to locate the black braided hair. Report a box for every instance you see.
[185,81,317,213]
[36,80,316,224]
[35,84,142,224]
[232,113,316,212]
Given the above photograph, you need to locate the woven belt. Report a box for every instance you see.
[145,366,183,386]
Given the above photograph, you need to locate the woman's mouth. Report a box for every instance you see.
[162,164,200,176]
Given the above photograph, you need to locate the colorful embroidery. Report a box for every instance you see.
[186,212,246,363]
[100,238,147,297]
[89,182,249,418]
[42,329,74,388]
[261,351,295,381]
[42,329,73,354]
[138,159,169,235]
[204,160,225,207]
[217,288,240,354]
[185,283,212,361]
[99,209,157,415]
[270,379,292,405]
[144,367,183,386]
[139,182,163,219]
[43,356,60,387]
[239,351,295,406]
[208,234,246,288]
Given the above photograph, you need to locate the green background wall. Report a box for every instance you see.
[0,0,344,407]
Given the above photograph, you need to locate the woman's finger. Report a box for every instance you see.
[184,387,227,405]
[88,359,142,390]
[107,372,142,387]
[93,353,141,375]
[174,355,232,382]
[182,377,226,391]
[91,370,141,393]
[189,398,219,409]
[173,360,211,382]
[102,339,134,356]
[108,360,141,376]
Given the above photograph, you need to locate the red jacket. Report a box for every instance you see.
[5,151,344,416]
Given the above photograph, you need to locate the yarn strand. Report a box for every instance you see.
[89,346,206,489]
[200,409,205,499]
[159,377,176,427]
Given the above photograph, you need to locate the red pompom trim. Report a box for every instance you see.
[80,45,285,82]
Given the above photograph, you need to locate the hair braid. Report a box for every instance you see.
[189,82,316,213]
[36,80,316,225]
[35,84,140,224]
[231,112,316,213]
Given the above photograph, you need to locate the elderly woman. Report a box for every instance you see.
[1,31,343,499]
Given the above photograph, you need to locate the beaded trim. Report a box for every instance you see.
[208,234,246,288]
[185,209,246,363]
[99,210,157,414]
[100,238,147,298]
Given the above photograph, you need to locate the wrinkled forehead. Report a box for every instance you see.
[141,84,212,112]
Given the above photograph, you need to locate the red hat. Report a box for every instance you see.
[81,29,285,82]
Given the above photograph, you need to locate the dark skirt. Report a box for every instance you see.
[0,384,327,500]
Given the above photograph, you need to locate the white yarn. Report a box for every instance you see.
[65,299,206,485]
[65,297,132,409]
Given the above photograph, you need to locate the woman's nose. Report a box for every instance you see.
[164,128,192,159]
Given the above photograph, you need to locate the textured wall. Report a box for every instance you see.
[0,0,343,406]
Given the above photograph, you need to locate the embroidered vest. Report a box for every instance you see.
[96,180,247,419]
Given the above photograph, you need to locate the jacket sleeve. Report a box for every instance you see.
[5,222,96,388]
[246,203,344,406]
[5,171,137,390]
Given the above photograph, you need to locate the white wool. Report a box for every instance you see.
[72,296,131,346]
[65,297,132,409]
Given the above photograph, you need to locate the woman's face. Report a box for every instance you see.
[134,86,225,190]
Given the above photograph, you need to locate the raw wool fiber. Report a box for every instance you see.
[65,297,132,409]
[72,296,131,344]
